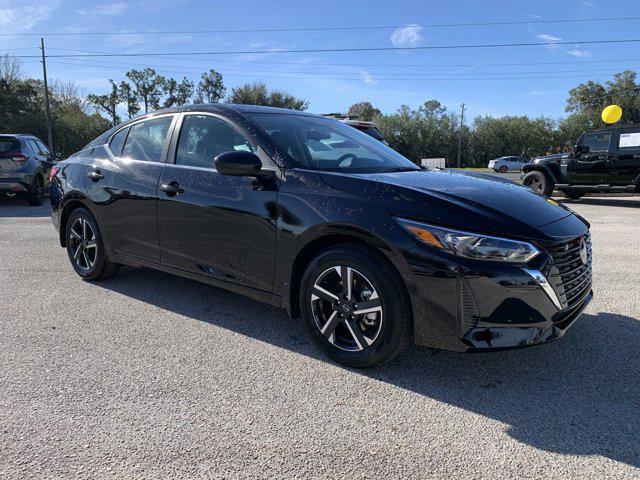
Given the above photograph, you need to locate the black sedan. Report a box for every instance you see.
[50,105,593,367]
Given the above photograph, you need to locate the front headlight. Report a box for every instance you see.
[397,218,539,263]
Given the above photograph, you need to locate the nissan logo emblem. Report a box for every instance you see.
[579,237,588,265]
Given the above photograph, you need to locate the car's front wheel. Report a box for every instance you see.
[65,208,119,281]
[499,165,508,173]
[300,245,412,368]
[523,171,554,196]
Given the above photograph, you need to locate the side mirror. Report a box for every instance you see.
[214,150,268,177]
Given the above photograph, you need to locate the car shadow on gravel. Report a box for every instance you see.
[558,197,640,209]
[96,268,639,468]
[0,197,50,217]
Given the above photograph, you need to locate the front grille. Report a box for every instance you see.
[544,234,592,310]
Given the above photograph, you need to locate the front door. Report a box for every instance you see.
[86,114,176,263]
[610,127,640,185]
[568,131,612,185]
[157,113,279,292]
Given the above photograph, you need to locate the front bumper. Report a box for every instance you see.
[403,241,592,352]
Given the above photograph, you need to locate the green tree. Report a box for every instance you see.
[125,68,165,113]
[163,77,194,108]
[347,101,382,121]
[227,81,309,110]
[566,70,640,125]
[117,81,140,119]
[376,100,459,164]
[195,69,225,103]
[87,79,120,126]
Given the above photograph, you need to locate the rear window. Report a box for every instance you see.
[356,126,385,142]
[0,139,20,154]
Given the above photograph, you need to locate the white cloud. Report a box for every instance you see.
[566,46,591,58]
[536,33,562,52]
[355,68,376,85]
[0,0,59,31]
[390,24,424,48]
[537,33,562,43]
[526,90,558,96]
[76,2,128,17]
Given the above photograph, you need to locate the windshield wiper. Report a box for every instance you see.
[381,167,421,173]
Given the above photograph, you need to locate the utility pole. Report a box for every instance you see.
[456,103,465,168]
[40,37,54,153]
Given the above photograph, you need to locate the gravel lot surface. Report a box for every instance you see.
[1,196,639,479]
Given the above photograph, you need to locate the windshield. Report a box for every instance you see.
[248,114,419,173]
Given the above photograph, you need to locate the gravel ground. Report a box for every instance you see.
[0,196,639,479]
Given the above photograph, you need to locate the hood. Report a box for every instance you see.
[320,169,579,239]
[532,153,570,164]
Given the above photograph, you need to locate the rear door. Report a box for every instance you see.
[86,114,177,263]
[610,126,640,185]
[157,113,279,291]
[568,131,612,184]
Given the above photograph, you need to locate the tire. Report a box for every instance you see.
[523,171,554,196]
[563,190,585,200]
[65,208,119,281]
[26,176,44,206]
[499,166,508,173]
[299,245,412,368]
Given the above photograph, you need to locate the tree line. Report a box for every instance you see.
[1,53,638,164]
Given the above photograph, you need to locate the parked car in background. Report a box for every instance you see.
[0,134,57,206]
[488,156,528,172]
[322,114,388,144]
[522,124,640,199]
[50,104,592,368]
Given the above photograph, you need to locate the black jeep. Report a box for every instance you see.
[522,124,640,199]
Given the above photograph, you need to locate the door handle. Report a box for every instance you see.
[87,170,104,181]
[160,181,184,196]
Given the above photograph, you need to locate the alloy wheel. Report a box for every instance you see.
[69,218,98,271]
[527,177,543,193]
[310,266,383,352]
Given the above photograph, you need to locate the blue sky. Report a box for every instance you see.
[2,0,640,121]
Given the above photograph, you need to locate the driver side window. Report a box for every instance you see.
[175,115,255,169]
[581,132,611,153]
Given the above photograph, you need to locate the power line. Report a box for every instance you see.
[43,60,635,82]
[1,16,639,36]
[7,38,640,58]
[36,57,640,76]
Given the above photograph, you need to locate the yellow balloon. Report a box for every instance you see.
[602,104,622,124]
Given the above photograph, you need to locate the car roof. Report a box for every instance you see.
[589,123,640,133]
[0,134,39,139]
[85,103,322,149]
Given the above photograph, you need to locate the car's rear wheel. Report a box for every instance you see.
[66,208,119,281]
[300,245,412,368]
[499,165,508,173]
[523,171,554,196]
[26,176,44,206]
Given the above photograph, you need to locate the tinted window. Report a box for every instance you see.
[581,132,611,152]
[249,114,419,173]
[175,115,255,168]
[122,116,173,162]
[0,139,20,154]
[357,126,385,142]
[109,127,129,156]
[35,139,52,156]
[27,140,40,154]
